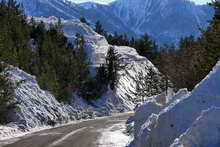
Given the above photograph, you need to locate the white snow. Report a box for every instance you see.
[97,123,132,147]
[129,88,189,146]
[33,16,160,110]
[130,60,220,147]
[0,16,160,144]
[171,107,220,147]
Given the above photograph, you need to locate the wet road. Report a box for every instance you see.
[1,113,132,147]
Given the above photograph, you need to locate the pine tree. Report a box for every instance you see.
[135,72,146,103]
[80,17,89,25]
[95,21,105,35]
[0,63,17,124]
[106,46,126,90]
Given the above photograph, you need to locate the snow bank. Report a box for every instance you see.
[130,88,189,146]
[171,107,220,147]
[134,60,220,147]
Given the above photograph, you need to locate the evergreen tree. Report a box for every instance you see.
[0,63,17,124]
[80,17,90,25]
[95,21,105,35]
[106,46,126,90]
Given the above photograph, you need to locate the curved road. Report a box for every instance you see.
[1,113,132,147]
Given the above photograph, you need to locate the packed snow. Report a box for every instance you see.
[129,60,220,147]
[129,88,189,146]
[97,123,132,147]
[171,107,220,147]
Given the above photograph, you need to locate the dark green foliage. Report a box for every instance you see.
[79,65,108,101]
[135,67,168,102]
[155,0,220,91]
[0,63,17,124]
[0,1,91,103]
[94,21,158,62]
[106,46,126,90]
[105,33,158,62]
[95,21,106,36]
[80,17,90,25]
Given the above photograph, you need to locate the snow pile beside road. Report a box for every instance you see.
[171,107,220,147]
[131,60,220,147]
[129,88,189,146]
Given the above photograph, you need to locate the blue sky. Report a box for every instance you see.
[71,0,211,5]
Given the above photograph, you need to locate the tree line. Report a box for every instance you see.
[0,0,129,123]
[0,0,127,104]
[91,0,220,92]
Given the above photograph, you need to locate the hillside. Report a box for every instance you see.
[0,16,159,140]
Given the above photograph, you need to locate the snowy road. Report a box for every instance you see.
[1,113,132,147]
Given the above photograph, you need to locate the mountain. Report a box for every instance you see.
[109,0,214,44]
[17,0,136,37]
[17,0,214,45]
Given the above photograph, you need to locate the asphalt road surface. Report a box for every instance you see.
[1,113,132,147]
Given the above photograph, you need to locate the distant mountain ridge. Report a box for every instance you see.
[109,0,213,44]
[17,0,214,45]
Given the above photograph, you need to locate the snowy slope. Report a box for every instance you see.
[34,17,159,109]
[6,67,82,129]
[131,60,220,147]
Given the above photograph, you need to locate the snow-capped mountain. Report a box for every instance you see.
[109,0,213,44]
[16,0,213,45]
[17,0,136,37]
